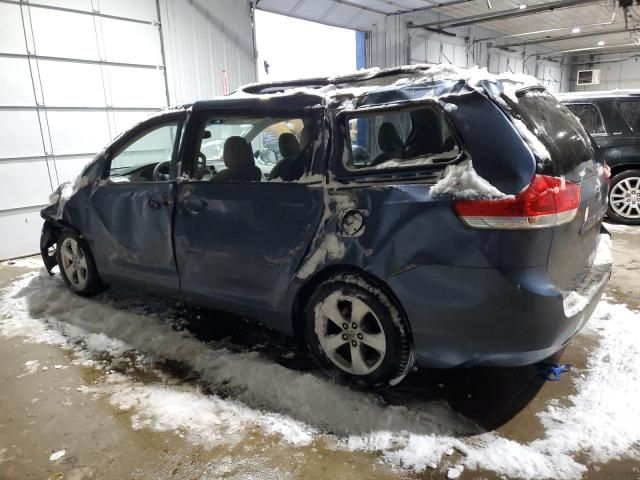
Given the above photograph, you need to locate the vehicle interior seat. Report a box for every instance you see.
[403,108,444,158]
[371,122,404,166]
[210,136,262,183]
[268,129,309,181]
[279,132,301,157]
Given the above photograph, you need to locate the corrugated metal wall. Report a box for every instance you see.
[569,53,640,92]
[160,0,256,103]
[367,11,565,93]
[0,0,255,260]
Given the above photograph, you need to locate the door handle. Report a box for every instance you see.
[181,196,208,214]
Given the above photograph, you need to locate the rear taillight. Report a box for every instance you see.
[453,174,581,229]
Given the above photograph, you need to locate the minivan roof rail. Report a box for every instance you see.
[238,64,436,95]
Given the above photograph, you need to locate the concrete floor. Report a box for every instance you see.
[0,224,638,480]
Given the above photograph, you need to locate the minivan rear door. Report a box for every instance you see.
[508,89,608,293]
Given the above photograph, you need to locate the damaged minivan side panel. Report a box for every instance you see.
[41,156,106,273]
[41,110,186,293]
[40,65,611,380]
[285,89,557,368]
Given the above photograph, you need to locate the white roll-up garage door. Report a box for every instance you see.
[0,0,168,260]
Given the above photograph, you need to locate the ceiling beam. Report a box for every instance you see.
[529,42,640,61]
[496,27,640,48]
[326,0,389,16]
[412,0,604,29]
[395,0,477,15]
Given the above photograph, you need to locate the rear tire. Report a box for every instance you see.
[607,169,640,225]
[304,273,414,388]
[56,228,106,297]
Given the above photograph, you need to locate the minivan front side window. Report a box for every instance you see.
[343,105,460,172]
[109,121,180,182]
[195,116,321,182]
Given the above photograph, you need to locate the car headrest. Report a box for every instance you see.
[378,122,404,152]
[223,136,255,169]
[278,133,300,159]
[405,108,443,154]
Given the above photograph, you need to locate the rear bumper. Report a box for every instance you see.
[387,233,612,368]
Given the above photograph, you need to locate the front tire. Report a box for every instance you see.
[56,228,106,296]
[304,273,414,387]
[608,169,640,225]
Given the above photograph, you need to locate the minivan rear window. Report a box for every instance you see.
[509,89,596,177]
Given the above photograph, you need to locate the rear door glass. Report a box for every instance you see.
[617,100,640,132]
[565,103,606,135]
[509,90,596,178]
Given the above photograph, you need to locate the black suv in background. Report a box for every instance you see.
[558,91,640,224]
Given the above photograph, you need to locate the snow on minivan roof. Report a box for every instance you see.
[233,64,543,104]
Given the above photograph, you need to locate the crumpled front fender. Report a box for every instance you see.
[40,220,58,274]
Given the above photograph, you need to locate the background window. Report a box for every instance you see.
[109,122,179,180]
[344,106,459,171]
[617,100,640,132]
[565,104,606,134]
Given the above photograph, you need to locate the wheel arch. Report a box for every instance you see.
[609,163,640,178]
[290,264,413,349]
[41,218,83,273]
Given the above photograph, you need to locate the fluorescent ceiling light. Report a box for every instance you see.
[597,40,606,46]
[519,4,527,9]
[572,27,581,33]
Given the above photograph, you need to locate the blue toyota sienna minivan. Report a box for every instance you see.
[41,65,612,387]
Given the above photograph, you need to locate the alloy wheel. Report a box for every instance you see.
[315,293,387,375]
[610,176,640,220]
[60,237,89,290]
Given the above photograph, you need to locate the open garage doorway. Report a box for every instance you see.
[254,10,358,82]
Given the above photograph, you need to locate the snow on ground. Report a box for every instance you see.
[604,222,640,235]
[1,271,639,479]
[1,256,44,269]
[0,448,10,465]
[49,450,65,462]
[17,359,40,378]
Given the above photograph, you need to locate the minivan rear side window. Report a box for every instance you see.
[617,100,640,131]
[343,105,460,172]
[565,103,606,135]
